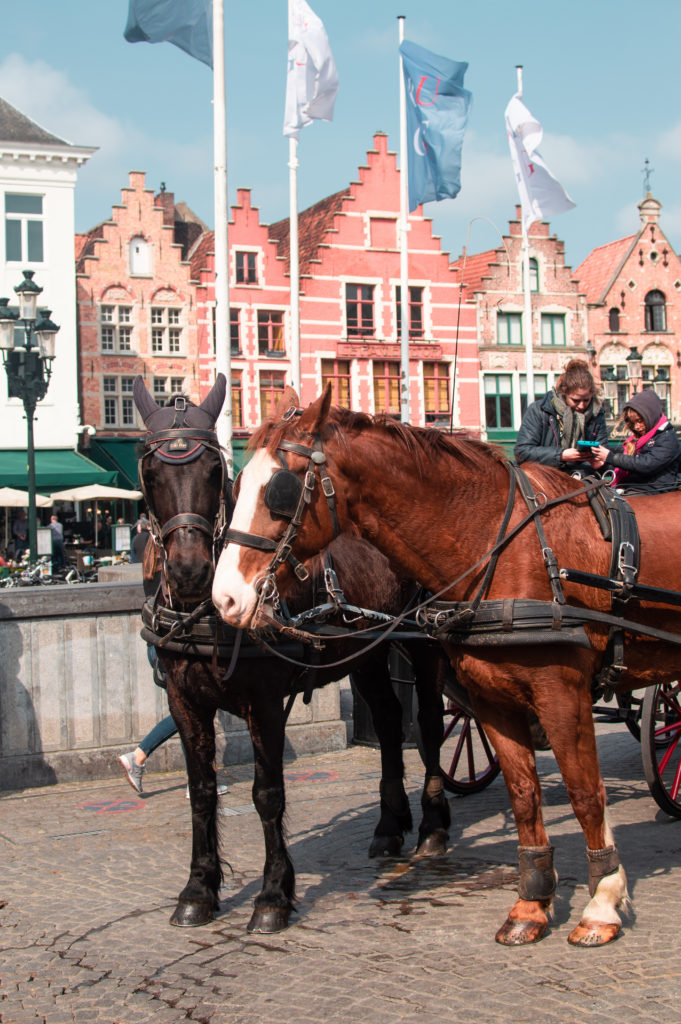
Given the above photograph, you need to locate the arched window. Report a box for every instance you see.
[129,236,151,276]
[644,289,666,331]
[529,257,539,292]
[608,307,620,332]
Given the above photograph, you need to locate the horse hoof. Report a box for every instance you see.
[568,920,621,946]
[247,907,290,933]
[495,917,549,945]
[369,834,404,858]
[170,900,216,927]
[415,830,448,858]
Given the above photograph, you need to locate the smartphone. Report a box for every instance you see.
[577,440,599,451]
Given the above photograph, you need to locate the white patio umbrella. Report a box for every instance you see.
[0,487,52,507]
[48,484,143,502]
[0,488,52,551]
[49,484,143,547]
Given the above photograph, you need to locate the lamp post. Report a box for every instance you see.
[601,367,618,420]
[626,346,643,394]
[0,270,60,561]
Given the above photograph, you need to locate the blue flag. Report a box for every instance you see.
[399,40,471,212]
[124,0,213,69]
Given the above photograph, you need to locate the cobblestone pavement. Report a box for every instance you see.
[2,710,681,1024]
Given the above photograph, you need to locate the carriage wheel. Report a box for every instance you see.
[617,691,645,742]
[641,681,681,819]
[412,677,501,796]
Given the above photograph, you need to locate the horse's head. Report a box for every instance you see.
[212,384,343,628]
[134,374,232,608]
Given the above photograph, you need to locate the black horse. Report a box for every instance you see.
[133,374,450,933]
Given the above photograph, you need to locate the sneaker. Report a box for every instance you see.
[118,752,145,793]
[186,783,228,798]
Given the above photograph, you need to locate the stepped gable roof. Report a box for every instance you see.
[450,247,505,300]
[268,187,351,273]
[75,223,106,272]
[0,95,69,146]
[573,235,637,304]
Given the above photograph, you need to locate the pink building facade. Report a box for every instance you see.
[193,133,479,446]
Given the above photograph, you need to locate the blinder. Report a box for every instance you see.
[264,469,304,519]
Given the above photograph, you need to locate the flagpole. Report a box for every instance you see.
[213,0,233,470]
[289,135,301,395]
[516,65,534,408]
[398,15,410,423]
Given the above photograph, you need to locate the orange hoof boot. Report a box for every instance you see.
[495,917,549,945]
[567,920,621,946]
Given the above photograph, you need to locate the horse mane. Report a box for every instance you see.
[249,404,509,477]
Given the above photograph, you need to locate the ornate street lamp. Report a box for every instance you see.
[652,367,670,408]
[626,346,643,393]
[0,271,60,561]
[601,367,618,420]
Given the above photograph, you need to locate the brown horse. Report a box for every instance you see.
[212,385,681,947]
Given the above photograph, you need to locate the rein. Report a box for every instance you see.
[223,424,340,621]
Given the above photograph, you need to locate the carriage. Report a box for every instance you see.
[135,374,681,948]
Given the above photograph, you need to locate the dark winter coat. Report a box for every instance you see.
[605,401,680,494]
[514,392,608,473]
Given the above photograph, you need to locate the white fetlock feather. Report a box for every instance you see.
[581,865,631,926]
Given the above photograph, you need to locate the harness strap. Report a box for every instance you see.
[161,513,214,541]
[513,464,566,605]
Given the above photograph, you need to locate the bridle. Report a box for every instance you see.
[138,396,231,591]
[223,407,339,606]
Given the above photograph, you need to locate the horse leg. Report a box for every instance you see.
[167,675,222,927]
[533,686,630,947]
[245,698,295,933]
[352,655,413,857]
[410,644,450,857]
[470,693,556,946]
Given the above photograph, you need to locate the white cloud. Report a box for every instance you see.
[0,54,125,152]
[657,121,681,161]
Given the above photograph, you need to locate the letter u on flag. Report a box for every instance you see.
[399,40,472,213]
[283,0,339,140]
[124,0,213,69]
[505,92,575,231]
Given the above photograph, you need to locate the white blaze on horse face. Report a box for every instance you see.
[212,449,279,626]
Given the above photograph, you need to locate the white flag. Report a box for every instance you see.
[505,92,575,231]
[283,0,338,139]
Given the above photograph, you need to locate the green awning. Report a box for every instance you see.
[87,437,142,489]
[0,449,118,491]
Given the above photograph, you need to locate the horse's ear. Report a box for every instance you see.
[298,383,332,434]
[199,373,227,425]
[133,375,160,424]
[273,386,300,420]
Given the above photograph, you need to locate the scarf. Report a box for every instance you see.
[551,391,601,450]
[611,414,668,486]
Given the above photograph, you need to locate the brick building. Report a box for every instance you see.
[193,132,479,442]
[573,193,681,423]
[451,209,589,446]
[75,172,206,480]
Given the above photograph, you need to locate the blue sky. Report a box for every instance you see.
[3,1,681,270]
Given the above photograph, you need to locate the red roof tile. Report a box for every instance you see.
[572,235,636,304]
[187,230,215,280]
[75,223,106,272]
[268,188,351,273]
[450,247,504,300]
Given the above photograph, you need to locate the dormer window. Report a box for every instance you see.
[129,236,151,276]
